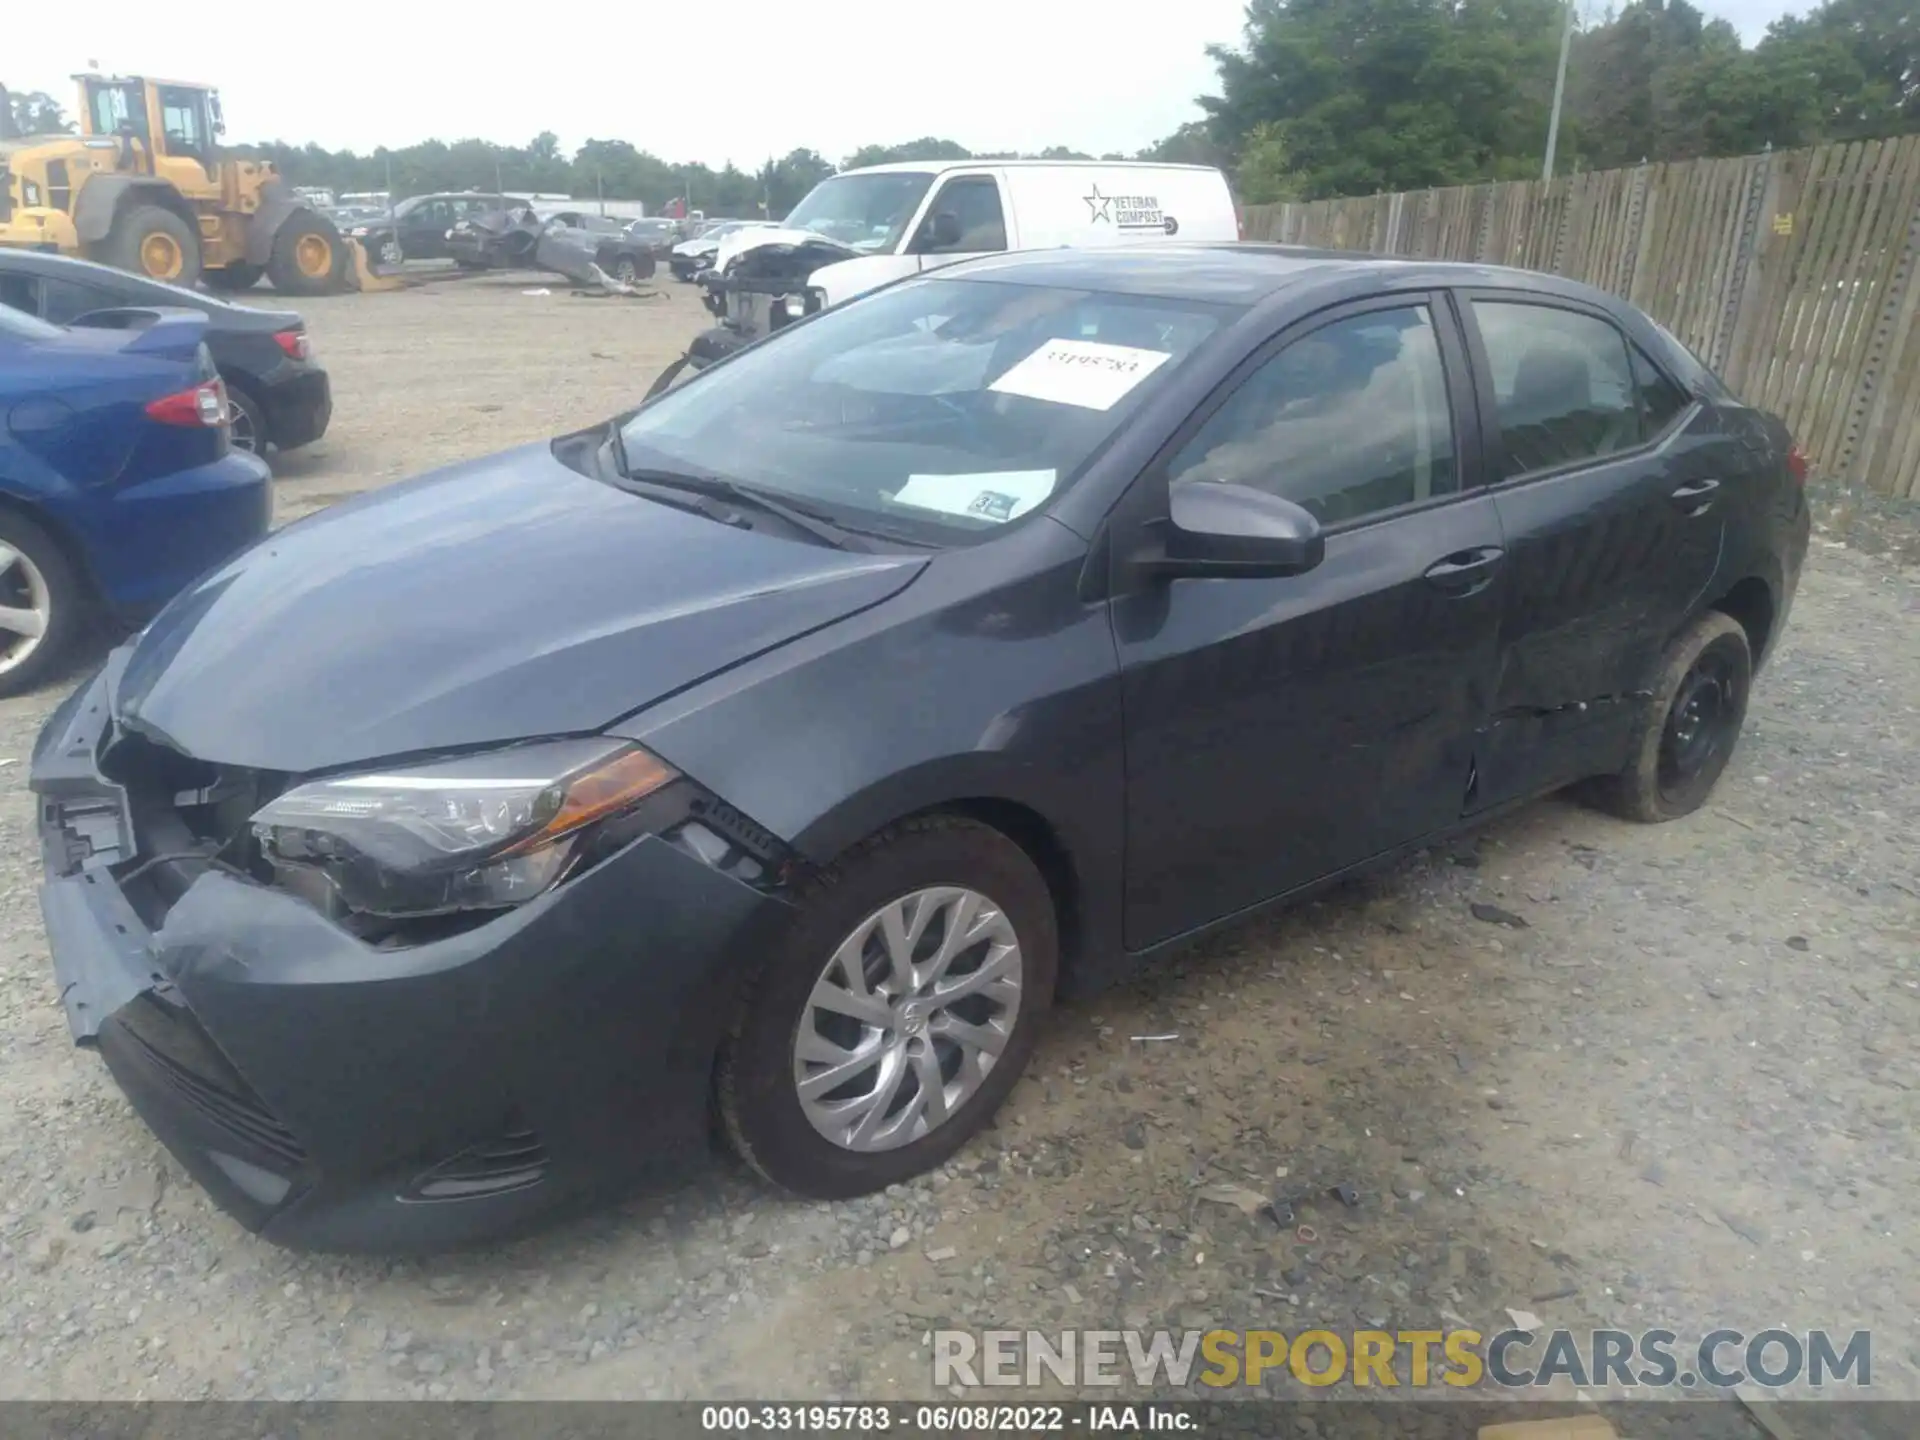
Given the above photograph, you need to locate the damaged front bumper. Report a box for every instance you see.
[33,656,787,1253]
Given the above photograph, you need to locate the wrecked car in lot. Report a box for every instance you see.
[32,247,1807,1252]
[649,159,1238,396]
[447,208,658,286]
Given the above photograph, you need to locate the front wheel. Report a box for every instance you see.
[1588,610,1753,823]
[266,213,347,295]
[718,817,1056,1199]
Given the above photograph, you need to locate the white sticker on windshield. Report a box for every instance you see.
[988,338,1172,411]
[891,471,1057,524]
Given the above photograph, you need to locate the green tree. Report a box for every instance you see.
[1194,0,1566,198]
[842,137,972,169]
[1,85,72,138]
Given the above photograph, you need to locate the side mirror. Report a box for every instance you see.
[1134,479,1325,581]
[918,210,962,251]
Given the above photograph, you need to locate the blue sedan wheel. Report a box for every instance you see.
[0,514,81,697]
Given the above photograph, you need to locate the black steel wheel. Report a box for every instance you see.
[1588,610,1753,822]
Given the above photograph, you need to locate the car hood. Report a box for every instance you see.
[113,443,927,774]
[711,225,853,273]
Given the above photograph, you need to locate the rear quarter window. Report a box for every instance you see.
[1647,320,1731,400]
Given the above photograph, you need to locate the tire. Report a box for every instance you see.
[718,816,1057,1199]
[0,511,87,698]
[203,262,262,292]
[225,381,269,457]
[98,205,202,288]
[266,213,347,296]
[1587,611,1752,823]
[455,258,488,271]
[610,255,642,285]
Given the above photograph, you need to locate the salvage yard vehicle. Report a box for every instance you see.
[348,193,511,266]
[650,159,1238,395]
[31,247,1807,1251]
[0,303,271,695]
[0,73,349,294]
[447,207,659,283]
[0,249,332,458]
[668,219,776,280]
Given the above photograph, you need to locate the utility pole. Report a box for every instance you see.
[1543,0,1577,182]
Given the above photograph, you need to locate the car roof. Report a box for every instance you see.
[0,247,300,326]
[936,244,1631,311]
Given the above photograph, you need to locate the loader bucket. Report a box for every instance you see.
[346,238,405,292]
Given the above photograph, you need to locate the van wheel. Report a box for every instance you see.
[99,206,202,288]
[267,214,346,295]
[0,512,86,698]
[1588,611,1752,823]
[718,816,1056,1199]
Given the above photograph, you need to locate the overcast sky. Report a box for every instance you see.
[11,0,1804,168]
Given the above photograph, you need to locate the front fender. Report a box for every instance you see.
[613,526,1129,988]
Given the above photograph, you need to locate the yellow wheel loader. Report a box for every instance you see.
[0,74,350,294]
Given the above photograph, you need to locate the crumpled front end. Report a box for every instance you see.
[32,653,796,1252]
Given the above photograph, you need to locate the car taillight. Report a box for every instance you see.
[146,378,229,428]
[274,328,311,361]
[1786,442,1809,484]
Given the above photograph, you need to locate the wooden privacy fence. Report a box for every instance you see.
[1243,135,1920,500]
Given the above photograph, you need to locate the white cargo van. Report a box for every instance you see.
[650,159,1239,393]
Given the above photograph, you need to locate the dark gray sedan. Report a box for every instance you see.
[31,246,1807,1252]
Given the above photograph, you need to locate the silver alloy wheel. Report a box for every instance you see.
[227,397,258,453]
[793,886,1023,1153]
[0,541,52,676]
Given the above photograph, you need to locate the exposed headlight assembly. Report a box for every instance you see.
[252,739,677,919]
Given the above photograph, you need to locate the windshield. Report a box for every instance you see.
[617,276,1235,541]
[86,81,143,137]
[781,172,935,253]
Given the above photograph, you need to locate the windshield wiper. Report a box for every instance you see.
[618,464,871,552]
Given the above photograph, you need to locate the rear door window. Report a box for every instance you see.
[1470,300,1640,479]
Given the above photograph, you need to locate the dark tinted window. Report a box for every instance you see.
[0,274,38,316]
[1632,343,1691,435]
[42,277,119,325]
[1473,300,1638,478]
[925,177,1007,252]
[1169,304,1457,525]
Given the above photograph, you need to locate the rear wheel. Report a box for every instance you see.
[0,512,85,698]
[266,213,347,295]
[610,255,641,284]
[718,817,1056,1199]
[98,205,202,288]
[225,382,268,456]
[1587,611,1752,823]
[203,262,262,292]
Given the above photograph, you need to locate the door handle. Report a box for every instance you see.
[1423,547,1504,596]
[1671,478,1721,515]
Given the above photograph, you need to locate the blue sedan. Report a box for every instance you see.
[0,303,272,695]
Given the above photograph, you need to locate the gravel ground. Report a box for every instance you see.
[0,270,1915,1407]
